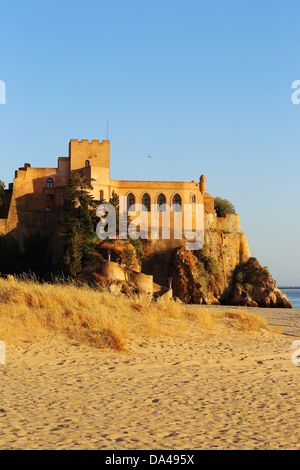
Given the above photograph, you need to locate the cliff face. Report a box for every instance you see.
[204,213,250,286]
[74,212,291,309]
[171,245,223,304]
[169,212,250,300]
[167,213,291,308]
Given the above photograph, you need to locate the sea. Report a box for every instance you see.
[281,289,300,309]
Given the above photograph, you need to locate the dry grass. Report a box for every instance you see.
[222,309,282,334]
[0,276,278,351]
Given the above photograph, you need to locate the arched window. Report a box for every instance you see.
[46,178,54,189]
[45,206,51,212]
[127,193,135,211]
[172,194,182,212]
[142,193,151,211]
[191,194,196,203]
[85,160,90,168]
[157,193,166,212]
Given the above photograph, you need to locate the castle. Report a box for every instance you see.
[0,138,254,302]
[0,139,216,244]
[0,139,291,308]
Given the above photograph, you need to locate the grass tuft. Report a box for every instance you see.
[0,276,278,351]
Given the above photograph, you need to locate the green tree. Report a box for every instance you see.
[214,196,236,217]
[130,238,144,259]
[60,173,99,277]
[97,190,131,240]
[109,190,131,237]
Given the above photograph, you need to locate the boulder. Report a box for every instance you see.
[223,257,292,308]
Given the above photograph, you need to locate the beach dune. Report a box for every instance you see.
[0,288,300,450]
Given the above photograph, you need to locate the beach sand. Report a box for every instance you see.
[0,306,300,450]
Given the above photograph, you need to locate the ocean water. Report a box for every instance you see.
[281,289,300,309]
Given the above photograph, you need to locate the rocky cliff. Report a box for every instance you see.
[78,212,291,309]
[141,212,291,308]
[221,257,292,308]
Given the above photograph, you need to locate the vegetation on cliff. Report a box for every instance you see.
[171,243,223,304]
[214,196,236,217]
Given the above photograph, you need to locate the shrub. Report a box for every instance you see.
[194,243,222,294]
[214,196,236,217]
[130,238,144,259]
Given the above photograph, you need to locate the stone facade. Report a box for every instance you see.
[0,138,216,243]
[0,137,254,301]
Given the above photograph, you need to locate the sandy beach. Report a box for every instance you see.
[0,304,300,450]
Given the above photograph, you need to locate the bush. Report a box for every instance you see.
[232,257,271,290]
[194,243,222,294]
[214,197,236,217]
[130,238,144,259]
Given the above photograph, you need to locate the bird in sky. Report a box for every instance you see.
[147,155,152,158]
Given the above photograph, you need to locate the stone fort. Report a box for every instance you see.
[0,138,250,289]
[0,139,215,242]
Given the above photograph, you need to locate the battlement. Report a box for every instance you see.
[70,139,110,145]
[69,139,110,174]
[15,163,31,178]
[18,163,31,171]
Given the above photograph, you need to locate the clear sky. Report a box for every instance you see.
[0,0,299,285]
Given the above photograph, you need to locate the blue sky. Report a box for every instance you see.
[0,0,299,285]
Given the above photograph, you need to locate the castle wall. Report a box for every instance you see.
[69,139,110,175]
[111,179,205,207]
[203,192,215,213]
[101,261,155,296]
[109,178,213,238]
[132,272,153,295]
[0,219,7,235]
[101,261,126,281]
[205,212,241,233]
[0,189,12,219]
[204,213,250,285]
[67,140,111,202]
[0,138,215,249]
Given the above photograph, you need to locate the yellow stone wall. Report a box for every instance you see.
[0,138,215,241]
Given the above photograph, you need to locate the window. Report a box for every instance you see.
[142,193,151,211]
[172,194,182,212]
[191,194,196,203]
[157,193,166,212]
[46,178,54,189]
[85,160,90,167]
[99,190,104,201]
[45,206,51,212]
[127,193,135,211]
